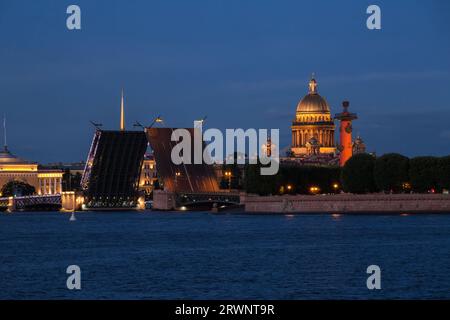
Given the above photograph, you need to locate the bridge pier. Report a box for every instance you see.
[153,190,176,210]
[7,197,16,213]
[61,191,84,212]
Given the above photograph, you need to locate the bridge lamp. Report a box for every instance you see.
[147,116,164,129]
[224,171,232,191]
[174,171,181,192]
[309,186,320,194]
[332,183,339,193]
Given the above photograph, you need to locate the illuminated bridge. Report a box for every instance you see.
[0,194,61,212]
[176,191,240,207]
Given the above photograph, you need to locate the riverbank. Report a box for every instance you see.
[244,193,450,214]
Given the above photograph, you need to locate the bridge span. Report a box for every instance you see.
[0,194,61,212]
[0,192,83,212]
[152,190,243,211]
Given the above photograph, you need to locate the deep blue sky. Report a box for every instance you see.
[1,0,449,163]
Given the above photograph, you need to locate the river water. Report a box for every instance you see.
[1,211,450,299]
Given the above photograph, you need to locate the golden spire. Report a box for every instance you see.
[120,89,125,131]
[308,73,317,94]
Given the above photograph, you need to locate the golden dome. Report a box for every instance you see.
[296,77,330,114]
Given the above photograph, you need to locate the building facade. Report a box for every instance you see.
[291,77,336,156]
[0,146,63,196]
[139,153,158,196]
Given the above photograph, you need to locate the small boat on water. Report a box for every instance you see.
[69,212,76,221]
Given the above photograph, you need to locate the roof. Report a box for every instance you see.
[0,146,36,165]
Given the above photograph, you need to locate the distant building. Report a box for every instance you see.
[291,76,336,156]
[45,161,86,176]
[0,146,63,196]
[352,136,367,155]
[139,153,158,196]
[288,75,366,166]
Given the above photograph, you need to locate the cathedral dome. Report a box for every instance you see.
[296,78,330,114]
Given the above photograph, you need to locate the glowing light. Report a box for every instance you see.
[309,186,321,194]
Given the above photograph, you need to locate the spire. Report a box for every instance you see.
[308,73,318,94]
[3,115,7,151]
[120,89,125,131]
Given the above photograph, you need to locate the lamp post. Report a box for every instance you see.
[286,184,292,194]
[332,183,339,194]
[174,171,181,192]
[138,116,164,130]
[224,171,232,191]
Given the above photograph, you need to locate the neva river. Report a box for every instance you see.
[1,211,450,299]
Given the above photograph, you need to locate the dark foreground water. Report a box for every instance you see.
[1,211,450,299]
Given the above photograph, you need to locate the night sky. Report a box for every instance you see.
[0,0,449,163]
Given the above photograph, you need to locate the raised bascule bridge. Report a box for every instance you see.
[80,129,148,210]
[146,127,242,211]
[75,126,240,211]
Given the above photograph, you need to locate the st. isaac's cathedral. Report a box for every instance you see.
[288,76,366,166]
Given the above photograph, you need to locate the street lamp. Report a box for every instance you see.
[309,186,320,194]
[147,115,164,129]
[224,171,232,191]
[332,183,339,193]
[174,171,181,192]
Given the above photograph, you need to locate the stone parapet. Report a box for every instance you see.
[244,193,450,214]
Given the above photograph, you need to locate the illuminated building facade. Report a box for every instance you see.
[288,76,367,166]
[139,153,158,196]
[291,77,336,156]
[0,146,63,196]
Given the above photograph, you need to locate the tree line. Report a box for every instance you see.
[342,153,450,194]
[244,153,450,195]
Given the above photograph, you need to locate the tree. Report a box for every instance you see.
[62,170,83,191]
[341,153,377,194]
[409,156,439,193]
[244,163,341,195]
[374,153,409,193]
[244,163,278,195]
[1,180,36,197]
[438,156,450,191]
[220,163,242,190]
